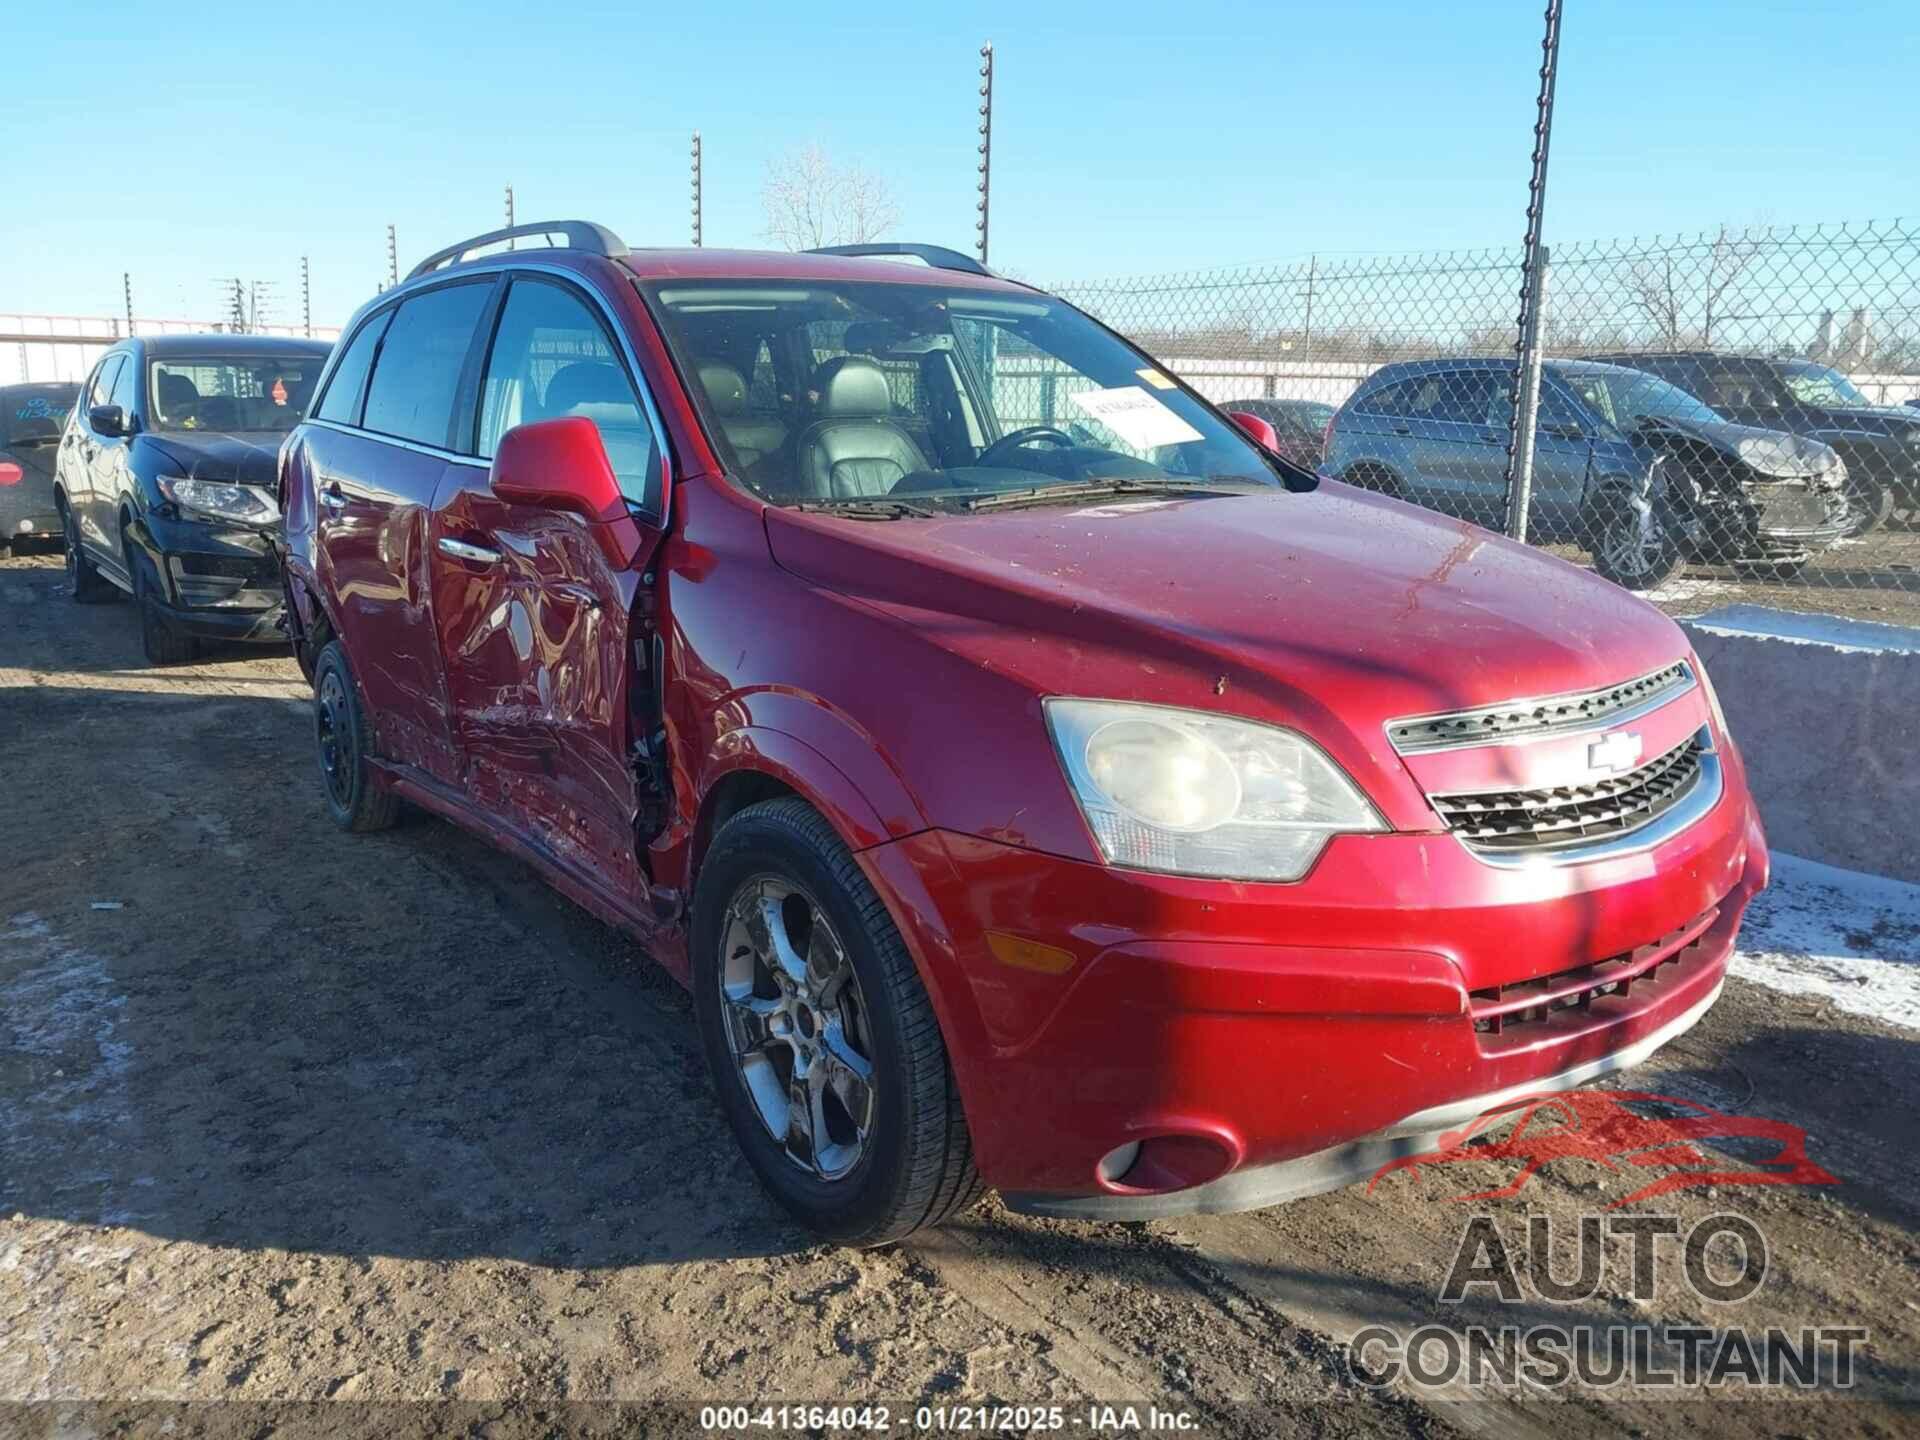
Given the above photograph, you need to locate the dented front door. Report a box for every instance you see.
[427,471,651,897]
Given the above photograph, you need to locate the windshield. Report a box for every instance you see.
[148,355,321,433]
[1776,360,1872,408]
[3,384,79,446]
[642,278,1284,512]
[1561,368,1725,430]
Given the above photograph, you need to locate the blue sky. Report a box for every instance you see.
[4,0,1913,327]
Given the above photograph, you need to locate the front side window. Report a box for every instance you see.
[644,279,1284,514]
[88,355,123,411]
[1690,359,1783,411]
[316,309,392,426]
[361,282,492,448]
[148,353,322,433]
[1775,361,1872,409]
[477,277,660,509]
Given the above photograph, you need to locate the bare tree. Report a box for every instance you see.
[1627,255,1684,349]
[762,144,901,250]
[1626,225,1757,349]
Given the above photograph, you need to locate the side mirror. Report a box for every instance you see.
[1226,410,1281,453]
[89,404,128,437]
[489,415,653,567]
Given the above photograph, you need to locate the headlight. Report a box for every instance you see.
[1044,699,1385,881]
[1733,434,1841,480]
[156,475,279,525]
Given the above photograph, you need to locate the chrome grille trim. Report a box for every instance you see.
[1436,728,1723,868]
[1386,661,1695,755]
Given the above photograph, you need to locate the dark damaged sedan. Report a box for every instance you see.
[54,334,330,663]
[1,381,81,552]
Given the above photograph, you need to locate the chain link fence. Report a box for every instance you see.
[2,316,341,389]
[1057,219,1920,623]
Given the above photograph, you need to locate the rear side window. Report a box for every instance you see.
[1353,375,1420,416]
[361,283,491,447]
[477,277,660,510]
[316,309,392,426]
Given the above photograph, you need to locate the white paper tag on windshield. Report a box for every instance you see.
[1069,386,1204,449]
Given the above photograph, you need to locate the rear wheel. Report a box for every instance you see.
[1587,491,1684,591]
[61,501,112,603]
[312,640,402,832]
[1339,464,1404,499]
[692,798,981,1246]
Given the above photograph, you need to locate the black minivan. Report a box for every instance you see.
[54,334,331,663]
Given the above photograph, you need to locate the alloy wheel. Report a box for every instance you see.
[1598,501,1671,583]
[717,875,876,1182]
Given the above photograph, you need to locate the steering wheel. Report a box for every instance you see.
[976,425,1077,468]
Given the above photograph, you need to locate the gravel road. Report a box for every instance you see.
[2,546,1915,1439]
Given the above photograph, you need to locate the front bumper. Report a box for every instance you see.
[139,511,286,643]
[858,757,1767,1210]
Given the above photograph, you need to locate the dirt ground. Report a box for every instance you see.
[2,545,1917,1440]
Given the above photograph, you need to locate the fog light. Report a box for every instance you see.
[1096,1142,1141,1185]
[17,520,33,533]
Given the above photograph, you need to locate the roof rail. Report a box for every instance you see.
[804,243,992,277]
[406,220,629,282]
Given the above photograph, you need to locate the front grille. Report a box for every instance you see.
[1431,731,1706,853]
[1387,661,1693,754]
[1470,906,1719,1042]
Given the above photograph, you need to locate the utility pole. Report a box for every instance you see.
[123,273,135,338]
[1503,0,1563,544]
[301,256,312,337]
[975,42,994,266]
[229,278,247,333]
[505,184,515,249]
[386,223,399,289]
[690,131,703,247]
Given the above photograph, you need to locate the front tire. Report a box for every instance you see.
[692,798,981,1246]
[1587,491,1684,591]
[1836,465,1892,539]
[312,640,402,833]
[126,528,198,664]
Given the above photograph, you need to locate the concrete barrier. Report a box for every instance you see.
[1682,604,1920,885]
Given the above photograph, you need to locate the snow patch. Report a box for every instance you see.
[1735,854,1920,1031]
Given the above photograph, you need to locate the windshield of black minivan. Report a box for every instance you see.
[641,278,1285,514]
[148,356,320,433]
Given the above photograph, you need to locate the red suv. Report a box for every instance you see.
[281,221,1768,1244]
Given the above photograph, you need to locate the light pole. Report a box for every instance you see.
[300,256,311,337]
[975,43,993,266]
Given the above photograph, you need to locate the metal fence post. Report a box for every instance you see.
[1504,0,1563,543]
[1508,244,1550,542]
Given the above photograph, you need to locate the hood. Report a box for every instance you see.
[764,482,1689,763]
[1635,415,1839,479]
[142,430,287,488]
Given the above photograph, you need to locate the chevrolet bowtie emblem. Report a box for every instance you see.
[1588,731,1643,774]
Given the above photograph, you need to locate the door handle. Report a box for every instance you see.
[437,536,502,565]
[548,582,601,611]
[1392,424,1412,435]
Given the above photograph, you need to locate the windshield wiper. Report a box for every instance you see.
[791,497,939,520]
[962,476,1258,512]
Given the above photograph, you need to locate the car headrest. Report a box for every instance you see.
[158,373,201,408]
[697,360,749,417]
[543,362,629,418]
[812,356,891,418]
